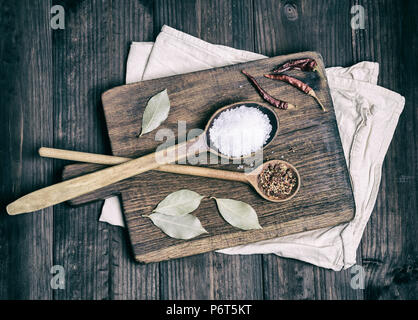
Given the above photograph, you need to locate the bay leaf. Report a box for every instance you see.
[153,189,205,216]
[212,198,262,230]
[140,88,170,136]
[147,213,208,240]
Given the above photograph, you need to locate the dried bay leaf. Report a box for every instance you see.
[212,198,262,231]
[147,213,208,240]
[153,189,205,216]
[140,88,170,136]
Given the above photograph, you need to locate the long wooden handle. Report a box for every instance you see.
[7,137,205,215]
[39,147,248,183]
[39,147,129,165]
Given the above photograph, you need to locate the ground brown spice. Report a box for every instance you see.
[258,163,298,200]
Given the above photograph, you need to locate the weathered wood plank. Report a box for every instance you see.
[254,0,353,66]
[211,253,264,299]
[254,0,364,300]
[154,0,264,300]
[51,0,158,300]
[106,0,158,300]
[0,0,54,299]
[51,0,111,300]
[262,256,317,299]
[357,0,417,300]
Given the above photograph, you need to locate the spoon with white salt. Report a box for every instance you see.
[7,101,279,215]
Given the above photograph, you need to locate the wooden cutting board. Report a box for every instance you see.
[63,51,355,263]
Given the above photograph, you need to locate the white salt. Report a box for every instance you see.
[209,105,272,158]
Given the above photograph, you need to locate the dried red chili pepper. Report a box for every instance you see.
[242,70,296,110]
[273,58,320,74]
[264,73,327,112]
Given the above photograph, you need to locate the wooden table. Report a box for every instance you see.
[0,0,416,300]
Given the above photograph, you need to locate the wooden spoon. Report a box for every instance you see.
[7,101,279,215]
[38,147,301,203]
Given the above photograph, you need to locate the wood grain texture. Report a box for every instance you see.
[356,0,418,300]
[0,0,54,300]
[154,0,264,300]
[105,0,158,300]
[51,0,157,300]
[254,0,354,299]
[51,0,111,300]
[254,0,362,301]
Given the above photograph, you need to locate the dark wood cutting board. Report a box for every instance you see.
[63,51,355,263]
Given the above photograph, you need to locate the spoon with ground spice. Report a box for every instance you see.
[7,101,280,215]
[38,147,301,203]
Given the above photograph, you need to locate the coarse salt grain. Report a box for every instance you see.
[209,105,272,158]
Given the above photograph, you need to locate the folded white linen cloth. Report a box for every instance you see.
[99,25,405,271]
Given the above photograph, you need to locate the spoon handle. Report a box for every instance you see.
[39,147,249,183]
[158,164,248,183]
[7,137,204,215]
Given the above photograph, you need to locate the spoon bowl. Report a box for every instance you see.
[246,160,301,202]
[204,101,279,160]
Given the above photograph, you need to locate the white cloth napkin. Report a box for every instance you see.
[100,25,405,271]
